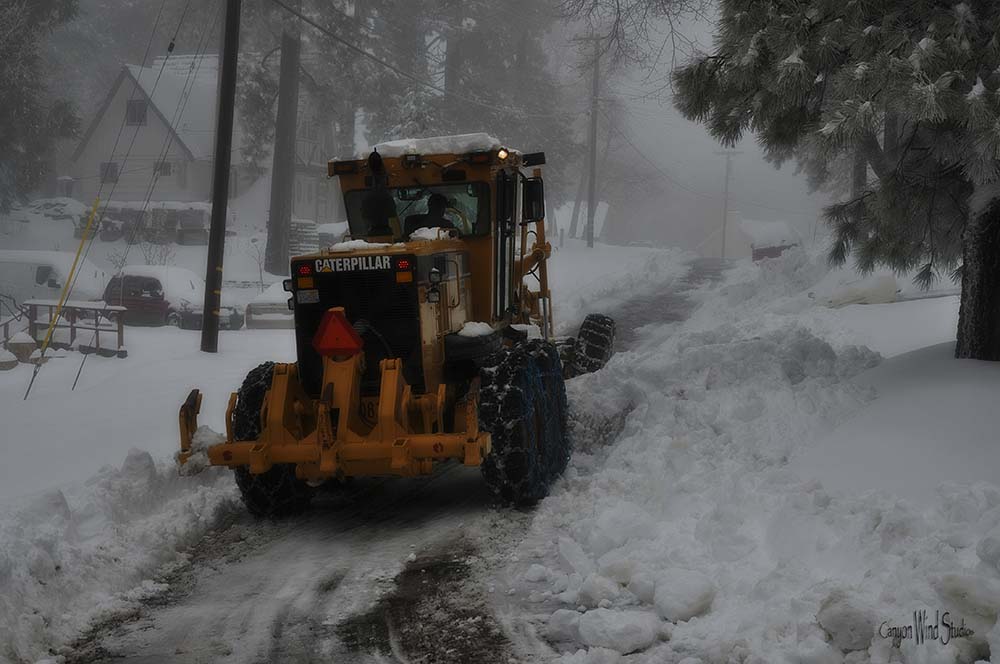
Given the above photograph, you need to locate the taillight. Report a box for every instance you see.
[297,263,313,276]
[396,258,411,270]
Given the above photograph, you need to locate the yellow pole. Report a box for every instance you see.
[37,197,101,356]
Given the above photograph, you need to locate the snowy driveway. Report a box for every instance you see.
[66,466,524,663]
[56,255,705,664]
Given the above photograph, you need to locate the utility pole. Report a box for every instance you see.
[585,37,601,249]
[201,0,242,353]
[714,150,742,259]
[265,22,301,277]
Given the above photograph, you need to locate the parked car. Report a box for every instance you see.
[0,250,107,308]
[103,265,244,330]
[245,281,294,329]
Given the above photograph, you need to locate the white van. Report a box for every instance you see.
[0,250,108,309]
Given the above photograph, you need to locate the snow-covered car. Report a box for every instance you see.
[244,281,293,329]
[103,265,244,330]
[0,250,107,307]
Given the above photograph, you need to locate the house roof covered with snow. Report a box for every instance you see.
[72,56,232,163]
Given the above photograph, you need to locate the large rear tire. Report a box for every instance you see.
[572,314,616,376]
[231,362,314,517]
[479,341,570,505]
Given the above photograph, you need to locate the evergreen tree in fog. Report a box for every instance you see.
[0,0,79,212]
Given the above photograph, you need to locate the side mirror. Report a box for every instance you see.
[522,178,545,223]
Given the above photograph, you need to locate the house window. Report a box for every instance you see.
[155,161,172,176]
[100,162,119,183]
[126,99,147,126]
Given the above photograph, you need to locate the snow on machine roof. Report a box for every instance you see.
[359,133,505,159]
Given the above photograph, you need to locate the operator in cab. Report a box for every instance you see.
[404,193,456,238]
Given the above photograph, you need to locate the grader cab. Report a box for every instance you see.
[178,134,616,515]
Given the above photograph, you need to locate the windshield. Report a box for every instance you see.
[344,182,491,240]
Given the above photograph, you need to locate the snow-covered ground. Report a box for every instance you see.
[1,225,997,663]
[0,237,684,663]
[499,248,999,663]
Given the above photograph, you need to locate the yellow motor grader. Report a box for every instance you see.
[178,134,616,515]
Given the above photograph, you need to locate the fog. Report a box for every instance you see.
[541,13,829,254]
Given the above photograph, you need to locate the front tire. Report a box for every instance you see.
[231,362,313,516]
[165,311,182,328]
[479,341,570,505]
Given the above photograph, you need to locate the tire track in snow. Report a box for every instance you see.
[64,465,520,663]
[63,258,726,664]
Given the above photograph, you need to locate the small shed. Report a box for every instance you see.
[739,218,799,261]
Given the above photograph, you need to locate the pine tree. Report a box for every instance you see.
[0,0,79,212]
[361,0,582,203]
[670,0,1000,361]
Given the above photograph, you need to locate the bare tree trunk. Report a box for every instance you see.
[568,157,588,239]
[883,111,899,163]
[264,29,301,276]
[444,28,464,96]
[956,201,1000,360]
[336,99,356,157]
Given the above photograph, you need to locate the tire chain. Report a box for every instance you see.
[479,340,570,505]
[231,362,314,516]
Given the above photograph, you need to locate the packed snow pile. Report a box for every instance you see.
[0,449,238,663]
[507,246,1000,663]
[551,242,693,335]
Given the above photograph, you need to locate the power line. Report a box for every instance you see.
[24,0,194,399]
[268,0,583,120]
[71,2,222,390]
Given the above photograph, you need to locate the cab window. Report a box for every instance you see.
[344,182,491,240]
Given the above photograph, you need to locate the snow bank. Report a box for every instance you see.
[549,239,692,334]
[794,342,1000,507]
[508,246,1000,662]
[0,450,237,663]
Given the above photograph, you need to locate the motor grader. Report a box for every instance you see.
[178,134,616,515]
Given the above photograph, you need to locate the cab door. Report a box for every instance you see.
[494,170,517,321]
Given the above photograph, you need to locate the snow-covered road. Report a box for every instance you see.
[66,466,525,663]
[56,253,706,664]
[8,243,998,664]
